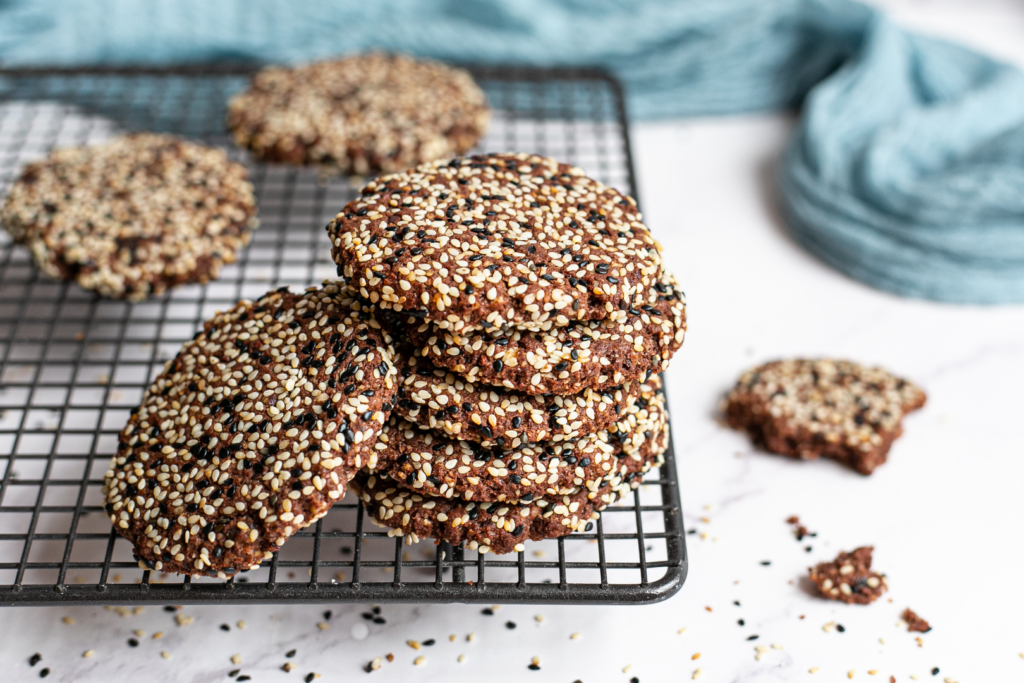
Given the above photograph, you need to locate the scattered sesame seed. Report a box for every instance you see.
[693,669,704,679]
[231,654,242,665]
[39,668,50,678]
[810,667,820,673]
[62,617,74,625]
[161,651,172,659]
[152,632,164,640]
[570,633,582,641]
[534,614,544,623]
[505,621,517,630]
[407,640,421,650]
[317,622,330,631]
[413,656,427,666]
[237,620,247,630]
[283,661,297,672]
[82,650,94,658]
[458,654,467,663]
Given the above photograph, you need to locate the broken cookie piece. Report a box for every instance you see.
[901,607,932,632]
[809,546,887,604]
[724,359,926,474]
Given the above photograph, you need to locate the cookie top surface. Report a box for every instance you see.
[404,269,685,395]
[724,358,925,456]
[227,53,489,174]
[393,353,643,447]
[104,282,398,576]
[371,376,668,502]
[328,153,664,333]
[809,546,887,605]
[1,133,257,301]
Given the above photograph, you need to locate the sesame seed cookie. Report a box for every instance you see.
[227,53,489,174]
[328,153,664,333]
[1,133,257,301]
[103,282,398,577]
[809,546,887,604]
[351,455,655,555]
[723,359,925,475]
[371,377,668,502]
[393,352,644,448]
[401,270,685,395]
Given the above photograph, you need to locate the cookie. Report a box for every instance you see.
[103,282,398,577]
[1,133,257,301]
[351,461,651,555]
[328,152,664,333]
[372,378,667,501]
[227,53,489,174]
[393,353,644,447]
[809,546,887,604]
[400,270,685,395]
[724,359,925,475]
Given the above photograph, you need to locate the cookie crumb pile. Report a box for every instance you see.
[1,133,258,301]
[332,153,686,554]
[227,53,489,175]
[723,359,925,474]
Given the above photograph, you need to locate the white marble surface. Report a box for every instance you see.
[4,1,1024,681]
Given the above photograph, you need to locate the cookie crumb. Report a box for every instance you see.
[810,547,887,604]
[902,608,932,633]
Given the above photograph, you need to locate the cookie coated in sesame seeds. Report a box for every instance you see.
[104,282,398,576]
[371,379,668,501]
[724,359,925,475]
[809,546,887,605]
[351,459,651,555]
[328,153,664,333]
[1,134,257,301]
[403,269,685,395]
[393,353,644,447]
[227,53,489,174]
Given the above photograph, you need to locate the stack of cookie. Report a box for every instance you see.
[328,152,687,554]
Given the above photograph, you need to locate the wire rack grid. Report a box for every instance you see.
[0,65,687,606]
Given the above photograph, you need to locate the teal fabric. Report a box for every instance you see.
[1,0,1023,303]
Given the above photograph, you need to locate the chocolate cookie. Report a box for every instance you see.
[351,459,654,555]
[393,353,644,447]
[809,546,887,604]
[371,377,668,501]
[724,359,925,475]
[1,133,257,301]
[328,153,664,333]
[400,270,685,395]
[227,53,489,174]
[103,283,398,577]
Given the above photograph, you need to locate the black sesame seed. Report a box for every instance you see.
[305,674,316,683]
[220,623,230,631]
[481,608,494,616]
[422,639,435,646]
[505,621,516,629]
[738,619,745,626]
[528,663,541,671]
[229,669,240,676]
[39,669,50,679]
[760,560,771,566]
[128,638,139,647]
[28,653,42,666]
[373,617,387,624]
[836,624,846,633]
[237,677,251,682]
[747,634,760,641]
[286,649,297,658]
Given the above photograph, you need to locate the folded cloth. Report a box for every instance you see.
[1,0,1023,303]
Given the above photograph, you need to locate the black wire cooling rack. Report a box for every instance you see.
[0,65,687,606]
